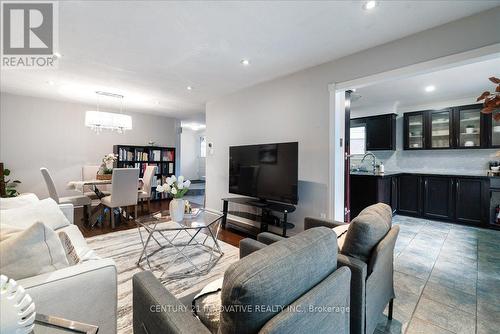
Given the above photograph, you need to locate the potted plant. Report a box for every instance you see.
[0,163,21,197]
[477,77,500,119]
[465,124,475,134]
[156,175,191,222]
[97,153,117,180]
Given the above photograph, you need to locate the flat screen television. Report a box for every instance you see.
[229,142,298,204]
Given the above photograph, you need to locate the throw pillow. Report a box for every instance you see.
[57,225,100,261]
[58,231,81,265]
[0,198,70,230]
[192,277,223,334]
[332,224,350,251]
[0,222,69,280]
[0,224,23,242]
[341,203,392,263]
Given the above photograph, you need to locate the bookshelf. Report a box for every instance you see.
[113,145,176,200]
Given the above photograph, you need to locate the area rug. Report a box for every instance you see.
[86,223,239,334]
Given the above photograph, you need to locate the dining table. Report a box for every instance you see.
[67,178,144,228]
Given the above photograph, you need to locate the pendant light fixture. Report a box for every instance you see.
[85,91,132,133]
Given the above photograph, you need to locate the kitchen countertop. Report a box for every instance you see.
[350,170,491,178]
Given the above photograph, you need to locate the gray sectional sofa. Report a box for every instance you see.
[133,227,351,334]
[241,203,399,334]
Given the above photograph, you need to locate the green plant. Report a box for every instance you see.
[477,77,500,119]
[2,168,21,197]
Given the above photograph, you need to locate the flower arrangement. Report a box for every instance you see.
[100,153,117,174]
[156,175,191,198]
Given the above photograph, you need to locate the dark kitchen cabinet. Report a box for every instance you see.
[428,109,453,149]
[391,176,398,213]
[351,114,396,151]
[394,173,489,226]
[404,104,488,150]
[455,178,489,225]
[404,112,426,150]
[350,174,392,218]
[423,176,454,220]
[454,104,485,149]
[398,174,422,216]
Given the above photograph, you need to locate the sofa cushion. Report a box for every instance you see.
[341,203,392,263]
[193,277,223,334]
[0,198,71,230]
[0,193,39,210]
[219,227,338,334]
[0,222,69,280]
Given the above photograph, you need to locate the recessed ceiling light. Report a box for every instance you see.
[47,80,55,86]
[155,100,160,105]
[240,59,250,66]
[53,52,62,58]
[186,86,193,91]
[425,85,436,92]
[362,1,377,10]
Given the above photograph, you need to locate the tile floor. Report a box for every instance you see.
[376,215,500,334]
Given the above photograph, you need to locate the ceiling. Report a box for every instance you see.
[351,56,500,114]
[1,1,499,118]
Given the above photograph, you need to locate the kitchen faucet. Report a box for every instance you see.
[361,152,377,174]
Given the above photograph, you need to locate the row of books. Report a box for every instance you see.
[118,162,174,177]
[117,147,175,162]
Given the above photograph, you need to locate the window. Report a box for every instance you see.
[200,136,207,158]
[350,126,366,155]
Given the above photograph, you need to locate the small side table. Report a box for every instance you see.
[33,314,98,334]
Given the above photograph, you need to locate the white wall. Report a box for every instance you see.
[206,7,500,232]
[180,128,204,180]
[0,93,177,198]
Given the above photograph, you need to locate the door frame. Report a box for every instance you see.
[327,44,500,222]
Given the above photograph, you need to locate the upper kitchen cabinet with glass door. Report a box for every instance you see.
[454,104,485,149]
[404,111,425,150]
[429,109,453,149]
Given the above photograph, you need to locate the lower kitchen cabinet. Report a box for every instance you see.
[455,178,489,225]
[396,174,489,226]
[423,176,454,220]
[350,175,392,218]
[350,173,490,227]
[398,174,422,216]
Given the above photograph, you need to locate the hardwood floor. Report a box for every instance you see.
[74,199,248,247]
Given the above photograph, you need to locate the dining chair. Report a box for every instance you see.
[40,167,92,223]
[82,165,111,199]
[138,165,156,213]
[100,168,140,229]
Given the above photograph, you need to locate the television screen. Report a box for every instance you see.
[229,142,298,204]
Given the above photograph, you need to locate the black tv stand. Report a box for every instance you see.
[221,197,296,237]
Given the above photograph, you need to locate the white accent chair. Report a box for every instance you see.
[40,167,92,223]
[82,165,111,199]
[100,168,140,229]
[138,165,156,213]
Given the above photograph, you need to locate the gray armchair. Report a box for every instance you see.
[243,204,399,334]
[133,227,351,334]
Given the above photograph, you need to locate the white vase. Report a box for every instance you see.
[0,275,36,334]
[169,198,185,222]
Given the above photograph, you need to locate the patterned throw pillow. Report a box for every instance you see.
[58,231,81,265]
[192,277,223,334]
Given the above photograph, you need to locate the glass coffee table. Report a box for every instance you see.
[136,209,224,278]
[33,314,98,333]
